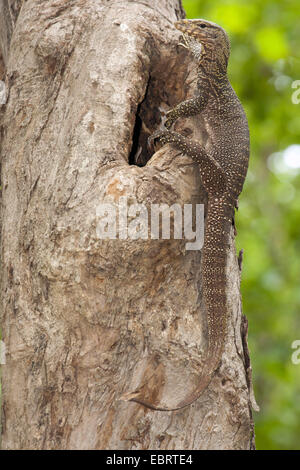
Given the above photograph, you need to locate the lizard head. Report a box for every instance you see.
[175,19,230,71]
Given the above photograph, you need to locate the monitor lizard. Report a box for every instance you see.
[123,19,250,411]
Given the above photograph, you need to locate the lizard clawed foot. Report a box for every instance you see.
[147,129,170,148]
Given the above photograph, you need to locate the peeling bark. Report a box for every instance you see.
[0,0,255,449]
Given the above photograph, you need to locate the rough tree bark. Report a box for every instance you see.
[0,0,256,449]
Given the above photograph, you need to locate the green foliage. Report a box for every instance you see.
[183,0,300,450]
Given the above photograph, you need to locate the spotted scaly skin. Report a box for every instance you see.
[126,19,250,411]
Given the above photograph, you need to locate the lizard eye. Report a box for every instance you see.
[200,23,206,29]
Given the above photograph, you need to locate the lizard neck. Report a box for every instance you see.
[197,50,229,95]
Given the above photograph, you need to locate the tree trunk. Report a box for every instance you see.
[0,0,256,450]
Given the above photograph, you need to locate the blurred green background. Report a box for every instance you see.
[182,0,300,450]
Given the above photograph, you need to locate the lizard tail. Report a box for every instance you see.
[121,198,233,411]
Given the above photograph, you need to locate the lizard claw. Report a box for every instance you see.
[147,132,157,148]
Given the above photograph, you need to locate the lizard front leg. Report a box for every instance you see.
[165,95,207,129]
[149,129,227,195]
